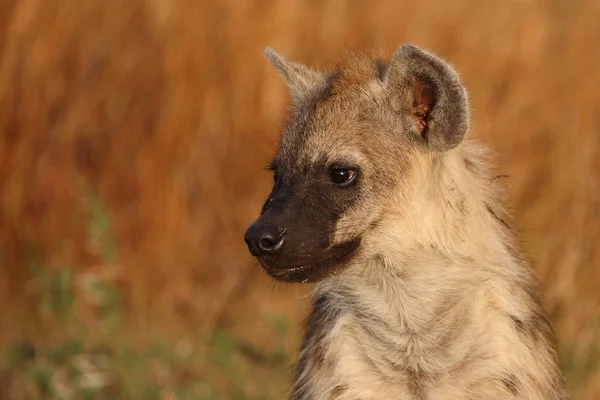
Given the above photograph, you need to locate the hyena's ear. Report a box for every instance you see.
[264,47,328,104]
[385,44,469,152]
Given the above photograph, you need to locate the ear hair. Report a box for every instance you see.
[385,44,469,152]
[264,47,328,104]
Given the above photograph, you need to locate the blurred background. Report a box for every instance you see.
[0,0,598,399]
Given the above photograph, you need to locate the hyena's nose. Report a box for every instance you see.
[244,225,286,256]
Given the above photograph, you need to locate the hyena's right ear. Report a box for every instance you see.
[264,47,328,104]
[385,45,469,152]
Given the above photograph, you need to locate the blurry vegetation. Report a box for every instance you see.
[0,0,598,399]
[1,194,294,399]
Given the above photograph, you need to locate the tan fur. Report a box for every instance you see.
[264,45,568,400]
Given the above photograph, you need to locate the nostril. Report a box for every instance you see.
[257,228,286,254]
[259,237,275,248]
[260,229,283,245]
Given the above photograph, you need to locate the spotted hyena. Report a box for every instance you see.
[244,43,567,400]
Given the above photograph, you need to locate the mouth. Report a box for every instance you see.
[259,261,316,282]
[271,264,313,276]
[255,237,362,283]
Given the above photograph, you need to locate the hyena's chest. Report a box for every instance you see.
[292,312,520,400]
[293,313,422,399]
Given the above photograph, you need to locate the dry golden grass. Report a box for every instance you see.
[0,0,598,398]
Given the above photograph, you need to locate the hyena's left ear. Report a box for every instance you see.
[385,44,469,152]
[264,47,328,104]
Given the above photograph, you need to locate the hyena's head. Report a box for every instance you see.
[244,44,469,283]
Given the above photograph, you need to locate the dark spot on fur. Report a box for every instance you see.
[358,319,396,351]
[368,216,383,231]
[329,384,348,398]
[464,157,477,173]
[354,338,401,384]
[510,309,558,347]
[291,376,309,400]
[510,315,525,332]
[305,293,335,342]
[486,204,510,229]
[292,292,341,398]
[375,58,388,81]
[353,318,418,377]
[530,311,557,344]
[407,369,427,398]
[502,374,520,396]
[311,342,326,367]
[445,198,467,214]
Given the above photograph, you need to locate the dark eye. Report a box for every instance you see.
[273,171,279,183]
[330,168,358,186]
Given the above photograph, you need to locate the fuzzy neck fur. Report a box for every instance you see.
[292,141,567,400]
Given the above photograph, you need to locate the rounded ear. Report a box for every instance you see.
[385,44,469,152]
[264,47,328,105]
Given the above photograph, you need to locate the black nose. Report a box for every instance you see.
[244,225,286,256]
